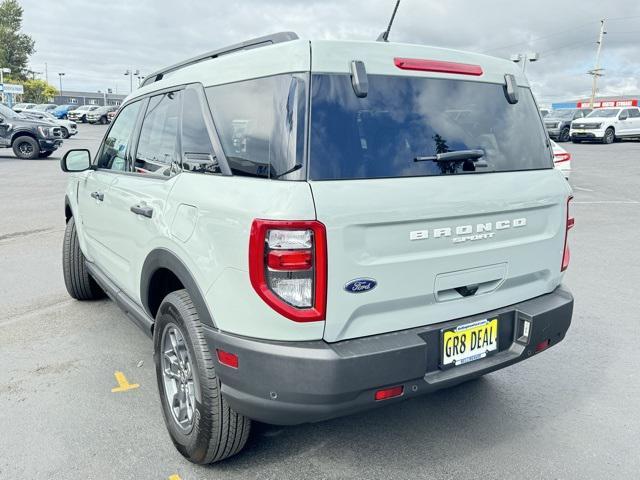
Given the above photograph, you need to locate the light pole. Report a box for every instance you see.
[510,52,539,73]
[58,72,65,101]
[124,69,140,93]
[0,67,11,103]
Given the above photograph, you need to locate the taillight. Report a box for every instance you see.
[561,196,574,271]
[394,57,483,76]
[249,219,327,322]
[554,152,571,163]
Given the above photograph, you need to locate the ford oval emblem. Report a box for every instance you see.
[344,278,377,294]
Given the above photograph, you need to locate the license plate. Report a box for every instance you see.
[441,318,498,367]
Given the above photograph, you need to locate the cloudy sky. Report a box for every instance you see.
[20,0,640,105]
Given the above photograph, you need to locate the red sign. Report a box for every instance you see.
[577,99,638,108]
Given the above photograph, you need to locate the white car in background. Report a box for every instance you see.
[20,110,78,139]
[570,106,640,144]
[551,140,570,179]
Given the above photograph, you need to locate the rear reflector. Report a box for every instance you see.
[374,385,404,401]
[216,349,239,368]
[535,339,550,353]
[394,57,483,76]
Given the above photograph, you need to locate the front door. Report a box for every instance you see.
[78,100,143,280]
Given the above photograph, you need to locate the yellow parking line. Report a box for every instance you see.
[168,475,182,480]
[110,371,140,392]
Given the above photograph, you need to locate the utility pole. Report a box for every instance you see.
[588,19,606,108]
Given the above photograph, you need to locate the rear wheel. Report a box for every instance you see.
[12,136,39,160]
[154,290,251,464]
[603,127,615,144]
[62,217,105,300]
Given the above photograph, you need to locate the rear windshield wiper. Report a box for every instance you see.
[414,149,486,165]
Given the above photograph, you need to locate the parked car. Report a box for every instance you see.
[539,108,550,118]
[52,104,78,120]
[21,110,78,139]
[544,108,592,142]
[67,104,100,123]
[59,32,574,464]
[12,103,37,113]
[570,106,640,144]
[86,105,118,124]
[107,108,119,123]
[551,140,571,178]
[0,103,63,159]
[33,103,58,113]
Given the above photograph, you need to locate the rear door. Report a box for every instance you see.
[307,73,571,342]
[628,108,640,134]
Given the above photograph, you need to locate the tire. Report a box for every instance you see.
[61,127,69,139]
[559,127,570,143]
[154,290,251,464]
[99,116,107,125]
[603,127,615,144]
[12,135,39,160]
[62,217,105,300]
[39,150,54,158]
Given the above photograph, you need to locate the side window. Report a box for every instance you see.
[181,88,220,174]
[620,109,630,120]
[134,91,181,176]
[628,108,640,118]
[96,101,141,170]
[205,74,307,179]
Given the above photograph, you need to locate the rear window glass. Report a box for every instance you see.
[309,74,552,180]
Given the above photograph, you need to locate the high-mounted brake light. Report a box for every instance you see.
[554,152,571,163]
[561,196,574,271]
[394,57,483,76]
[249,219,327,322]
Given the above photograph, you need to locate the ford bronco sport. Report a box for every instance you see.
[60,32,574,464]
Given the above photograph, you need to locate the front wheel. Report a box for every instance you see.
[154,290,251,464]
[99,116,107,125]
[62,217,105,300]
[12,136,39,160]
[559,127,570,143]
[61,127,69,139]
[603,128,615,144]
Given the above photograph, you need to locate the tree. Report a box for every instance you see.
[0,0,35,81]
[22,79,57,103]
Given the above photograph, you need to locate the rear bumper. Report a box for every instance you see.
[206,286,573,425]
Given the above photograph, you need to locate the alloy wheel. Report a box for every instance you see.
[161,324,196,432]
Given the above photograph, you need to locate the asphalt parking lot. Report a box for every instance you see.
[1,124,639,479]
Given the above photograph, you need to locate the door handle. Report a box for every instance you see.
[90,191,104,201]
[130,204,154,218]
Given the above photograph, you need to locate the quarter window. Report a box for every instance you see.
[96,101,142,170]
[134,91,181,176]
[628,108,640,118]
[205,74,307,179]
[181,88,220,174]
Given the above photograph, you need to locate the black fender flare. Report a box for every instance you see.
[140,248,216,328]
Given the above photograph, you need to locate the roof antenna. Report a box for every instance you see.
[377,0,401,42]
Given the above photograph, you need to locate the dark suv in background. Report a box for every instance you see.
[544,108,592,142]
[0,104,63,159]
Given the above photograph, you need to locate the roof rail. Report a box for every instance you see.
[140,31,300,87]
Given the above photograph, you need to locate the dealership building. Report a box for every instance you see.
[52,90,127,107]
[551,95,639,110]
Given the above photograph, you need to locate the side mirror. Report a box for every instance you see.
[61,149,92,172]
